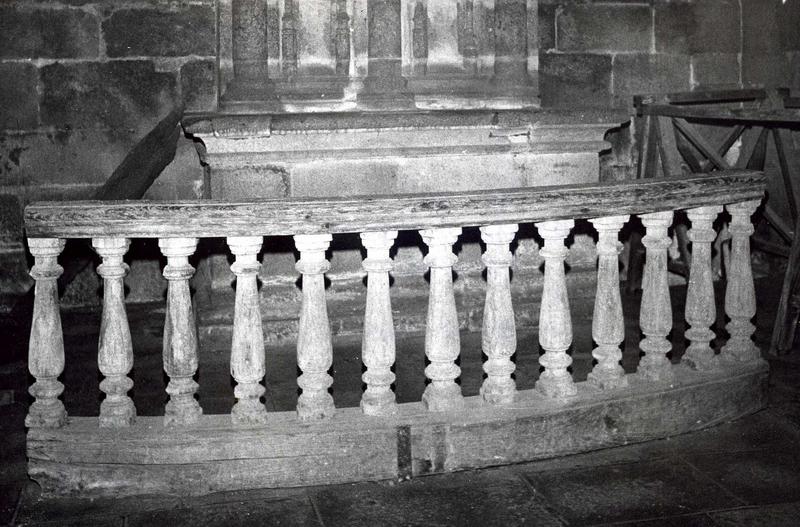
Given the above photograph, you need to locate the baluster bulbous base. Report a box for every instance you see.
[164,377,202,426]
[99,376,136,427]
[422,381,465,412]
[535,363,578,399]
[587,349,628,390]
[637,339,676,383]
[682,336,718,372]
[26,379,67,428]
[231,383,268,425]
[480,376,516,405]
[297,372,335,421]
[361,370,397,416]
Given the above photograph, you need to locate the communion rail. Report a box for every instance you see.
[24,171,767,498]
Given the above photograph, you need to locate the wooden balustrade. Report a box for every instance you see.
[22,171,772,497]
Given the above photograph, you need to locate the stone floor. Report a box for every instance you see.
[1,276,800,526]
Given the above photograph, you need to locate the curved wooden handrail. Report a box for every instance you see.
[25,171,764,239]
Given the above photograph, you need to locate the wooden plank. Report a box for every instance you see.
[674,132,706,173]
[737,127,768,170]
[639,105,800,124]
[772,213,800,355]
[634,88,766,108]
[28,367,768,498]
[656,116,684,177]
[772,128,800,222]
[24,171,766,239]
[673,118,733,170]
[717,125,747,160]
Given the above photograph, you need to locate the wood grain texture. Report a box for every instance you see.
[587,216,629,390]
[479,224,518,405]
[159,238,203,426]
[27,364,768,498]
[360,231,399,416]
[637,211,675,383]
[25,238,67,429]
[420,228,464,412]
[228,236,268,425]
[294,234,336,420]
[92,237,136,428]
[682,207,722,372]
[724,201,766,363]
[535,220,576,399]
[24,172,765,239]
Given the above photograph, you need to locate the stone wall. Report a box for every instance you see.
[1,0,799,310]
[0,0,216,306]
[539,0,800,109]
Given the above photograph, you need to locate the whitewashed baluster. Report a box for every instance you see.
[588,216,629,390]
[637,211,676,383]
[93,237,136,427]
[228,236,268,425]
[294,234,335,420]
[26,238,67,428]
[479,224,518,405]
[535,220,577,398]
[420,228,464,412]
[360,231,399,416]
[159,238,203,426]
[682,206,723,371]
[722,200,763,363]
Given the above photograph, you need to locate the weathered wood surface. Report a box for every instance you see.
[420,228,464,412]
[535,220,576,398]
[159,238,203,426]
[479,224,518,405]
[360,231,399,416]
[27,365,768,498]
[638,104,800,124]
[587,216,628,390]
[294,234,336,420]
[24,172,765,238]
[682,207,722,372]
[637,211,675,383]
[25,238,67,429]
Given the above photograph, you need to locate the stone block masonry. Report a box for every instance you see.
[0,0,217,307]
[539,0,800,109]
[1,0,798,312]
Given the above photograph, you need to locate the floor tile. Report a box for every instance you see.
[519,458,743,526]
[684,450,800,506]
[310,468,567,527]
[709,501,800,526]
[0,483,22,526]
[602,512,717,526]
[126,492,320,527]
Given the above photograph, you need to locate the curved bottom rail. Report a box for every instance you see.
[28,362,768,498]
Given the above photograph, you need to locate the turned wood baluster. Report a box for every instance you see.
[588,216,629,390]
[535,220,577,398]
[479,224,518,405]
[159,238,203,426]
[722,200,763,363]
[26,238,67,428]
[294,234,335,420]
[420,228,464,412]
[637,211,676,383]
[682,206,722,371]
[360,231,399,416]
[93,237,136,427]
[228,236,268,425]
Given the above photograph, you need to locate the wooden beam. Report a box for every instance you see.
[673,118,732,170]
[634,88,766,108]
[639,105,800,124]
[772,128,800,223]
[24,171,766,239]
